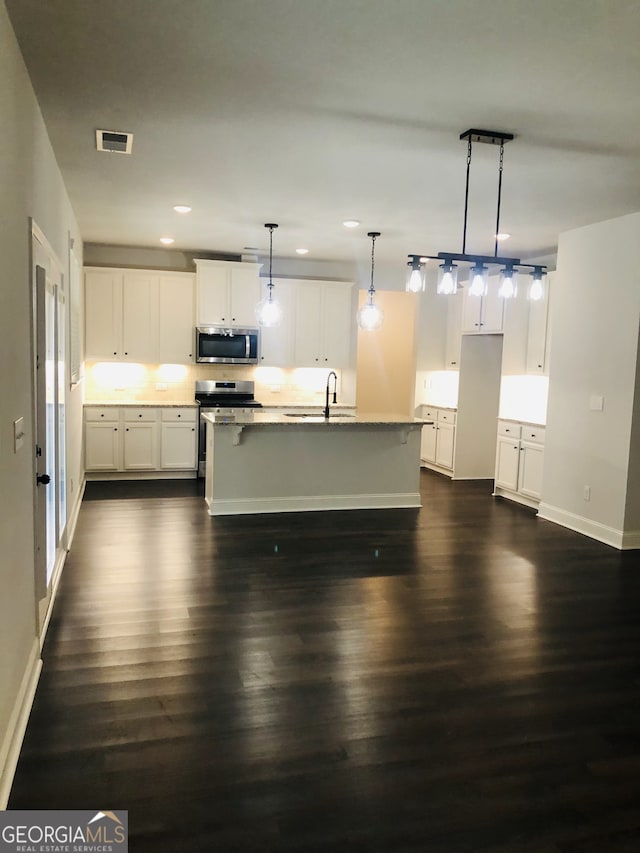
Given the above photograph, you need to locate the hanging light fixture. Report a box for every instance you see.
[529,266,546,301]
[255,223,282,327]
[357,231,384,331]
[409,129,546,300]
[406,255,426,293]
[498,264,518,299]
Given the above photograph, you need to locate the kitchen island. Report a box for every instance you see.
[201,411,425,515]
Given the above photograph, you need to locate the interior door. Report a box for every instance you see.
[33,230,67,633]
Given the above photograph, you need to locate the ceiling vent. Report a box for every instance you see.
[96,129,133,154]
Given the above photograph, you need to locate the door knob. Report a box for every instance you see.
[37,473,51,485]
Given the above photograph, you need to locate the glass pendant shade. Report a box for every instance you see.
[406,259,426,293]
[529,270,545,301]
[498,268,518,299]
[436,262,458,295]
[255,292,282,327]
[468,264,488,297]
[357,299,384,332]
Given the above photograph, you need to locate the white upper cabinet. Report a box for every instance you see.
[525,273,553,375]
[122,272,159,362]
[85,268,196,364]
[445,290,463,368]
[195,259,261,326]
[461,275,504,334]
[258,278,295,366]
[294,280,353,367]
[158,274,195,364]
[85,269,123,360]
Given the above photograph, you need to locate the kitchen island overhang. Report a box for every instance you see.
[201,411,427,516]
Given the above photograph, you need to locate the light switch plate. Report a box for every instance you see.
[589,394,604,411]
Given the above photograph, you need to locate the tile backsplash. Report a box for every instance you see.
[84,362,349,406]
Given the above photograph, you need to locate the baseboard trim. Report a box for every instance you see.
[620,530,640,550]
[0,639,42,809]
[207,492,422,516]
[85,470,197,481]
[537,502,626,550]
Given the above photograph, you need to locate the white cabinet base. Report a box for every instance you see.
[85,470,198,482]
[492,485,540,510]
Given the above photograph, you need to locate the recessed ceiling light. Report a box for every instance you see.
[159,237,175,245]
[343,220,360,228]
[173,205,192,214]
[495,232,511,241]
[296,248,309,255]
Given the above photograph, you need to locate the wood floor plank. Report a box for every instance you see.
[8,472,640,851]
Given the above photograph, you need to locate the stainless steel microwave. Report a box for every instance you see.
[195,326,260,364]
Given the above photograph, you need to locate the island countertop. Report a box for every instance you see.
[201,411,429,426]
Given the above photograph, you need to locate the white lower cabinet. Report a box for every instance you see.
[494,420,545,507]
[420,407,456,475]
[160,409,198,469]
[85,406,197,476]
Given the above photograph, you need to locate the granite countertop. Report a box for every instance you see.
[85,401,198,408]
[260,403,356,410]
[202,411,427,426]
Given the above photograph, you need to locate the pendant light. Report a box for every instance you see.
[255,223,282,327]
[498,264,518,298]
[529,266,546,301]
[409,129,546,299]
[357,231,384,331]
[406,255,426,293]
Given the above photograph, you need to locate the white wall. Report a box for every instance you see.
[540,212,640,545]
[0,1,82,797]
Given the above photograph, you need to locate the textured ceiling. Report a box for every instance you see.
[6,0,640,272]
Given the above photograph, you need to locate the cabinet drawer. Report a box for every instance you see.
[422,407,438,421]
[123,407,158,422]
[438,410,456,425]
[498,421,521,439]
[161,407,197,423]
[85,407,119,422]
[522,425,545,444]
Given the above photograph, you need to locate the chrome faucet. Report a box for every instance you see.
[324,371,338,419]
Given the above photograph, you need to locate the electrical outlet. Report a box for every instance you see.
[583,485,591,501]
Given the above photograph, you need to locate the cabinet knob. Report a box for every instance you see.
[474,323,479,327]
[505,428,510,432]
[124,351,128,355]
[114,428,118,432]
[113,351,117,356]
[451,361,457,365]
[138,413,142,418]
[315,358,319,362]
[177,414,181,418]
[100,414,104,418]
[232,317,236,321]
[192,428,195,432]
[126,428,129,432]
[519,447,523,451]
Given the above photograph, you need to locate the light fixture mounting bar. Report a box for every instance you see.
[459,129,515,145]
[437,251,521,266]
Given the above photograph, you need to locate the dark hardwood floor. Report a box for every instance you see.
[9,471,640,851]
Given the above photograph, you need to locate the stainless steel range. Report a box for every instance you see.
[195,380,263,476]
